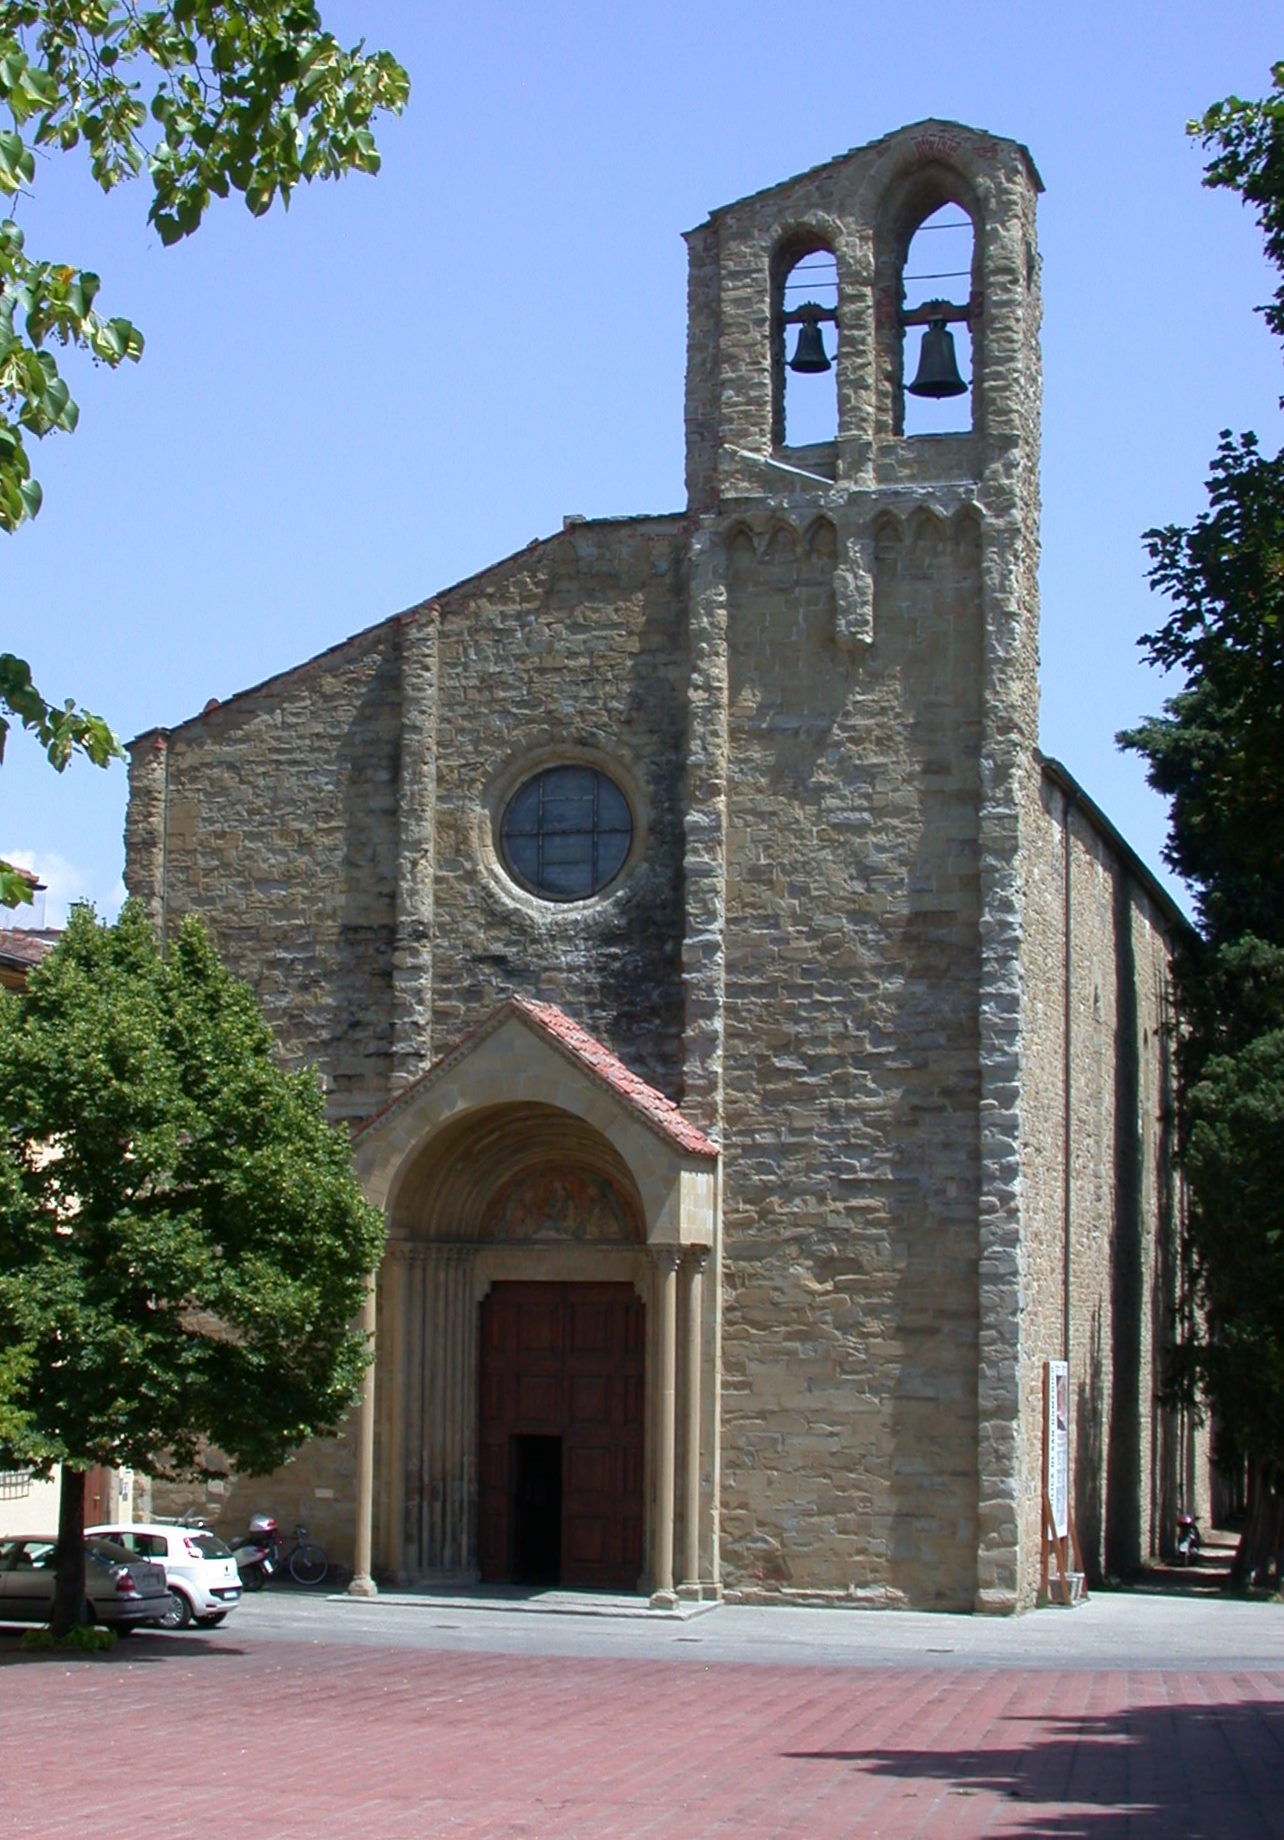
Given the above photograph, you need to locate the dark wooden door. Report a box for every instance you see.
[478,1281,644,1589]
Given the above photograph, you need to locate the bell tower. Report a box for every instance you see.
[679,122,1047,1614]
[683,118,1042,509]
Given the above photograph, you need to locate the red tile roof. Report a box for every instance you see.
[357,995,718,1160]
[0,927,60,973]
[509,997,718,1157]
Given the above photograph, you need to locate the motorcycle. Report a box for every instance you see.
[230,1514,281,1591]
[1175,1510,1202,1565]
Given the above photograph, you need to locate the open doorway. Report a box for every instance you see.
[511,1435,562,1584]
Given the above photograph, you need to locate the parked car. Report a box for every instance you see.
[87,1521,242,1628]
[0,1534,175,1631]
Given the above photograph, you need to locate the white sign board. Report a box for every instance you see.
[1046,1359,1069,1539]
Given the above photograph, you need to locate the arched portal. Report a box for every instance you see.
[381,1102,649,1586]
[353,997,719,1599]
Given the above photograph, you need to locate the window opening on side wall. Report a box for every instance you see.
[777,247,838,448]
[902,206,973,436]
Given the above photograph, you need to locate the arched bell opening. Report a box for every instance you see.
[873,165,982,439]
[771,234,839,455]
[901,204,975,436]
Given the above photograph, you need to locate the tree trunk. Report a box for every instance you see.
[51,1467,88,1636]
[1229,1459,1284,1592]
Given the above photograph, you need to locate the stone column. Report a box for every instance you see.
[377,1246,409,1577]
[408,1246,478,1578]
[347,1275,379,1597]
[679,1248,707,1598]
[651,1248,680,1608]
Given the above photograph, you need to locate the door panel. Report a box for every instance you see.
[478,1281,644,1589]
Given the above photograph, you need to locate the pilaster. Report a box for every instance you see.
[124,730,170,941]
[391,604,440,1092]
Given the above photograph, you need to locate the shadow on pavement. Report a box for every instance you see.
[784,1693,1284,1836]
[0,1625,246,1663]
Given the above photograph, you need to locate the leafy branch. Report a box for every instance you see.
[0,650,120,906]
[0,3,408,532]
[0,4,407,907]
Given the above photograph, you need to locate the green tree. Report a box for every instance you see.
[0,901,385,1633]
[1,3,409,906]
[1121,62,1284,1585]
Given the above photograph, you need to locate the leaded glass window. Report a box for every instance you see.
[500,766,632,901]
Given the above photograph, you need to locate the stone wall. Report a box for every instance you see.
[711,503,985,1607]
[1018,759,1195,1600]
[127,518,691,1111]
[425,517,690,1099]
[126,623,404,1123]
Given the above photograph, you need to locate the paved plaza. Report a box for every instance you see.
[4,1587,1283,1838]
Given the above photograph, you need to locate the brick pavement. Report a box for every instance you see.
[4,1634,1284,1838]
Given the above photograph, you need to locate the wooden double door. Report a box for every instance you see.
[478,1281,644,1590]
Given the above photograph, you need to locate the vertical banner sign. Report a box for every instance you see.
[1046,1360,1069,1540]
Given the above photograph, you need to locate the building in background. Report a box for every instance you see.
[127,121,1203,1610]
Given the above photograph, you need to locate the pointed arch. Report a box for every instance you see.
[951,503,983,562]
[726,522,757,583]
[803,514,838,565]
[760,520,799,579]
[906,504,949,581]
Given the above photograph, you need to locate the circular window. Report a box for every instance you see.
[500,765,633,902]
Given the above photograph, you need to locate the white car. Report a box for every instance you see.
[86,1522,242,1629]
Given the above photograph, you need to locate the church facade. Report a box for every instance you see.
[129,121,1195,1612]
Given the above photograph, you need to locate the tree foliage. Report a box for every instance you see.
[0,901,385,1625]
[0,2,408,904]
[1121,63,1284,1580]
[1123,431,1284,943]
[0,651,119,908]
[1196,62,1284,346]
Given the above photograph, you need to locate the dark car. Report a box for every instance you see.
[0,1535,176,1631]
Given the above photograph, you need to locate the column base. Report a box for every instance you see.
[677,1581,722,1602]
[347,1572,379,1598]
[649,1587,678,1610]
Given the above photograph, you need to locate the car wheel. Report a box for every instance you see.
[159,1590,192,1630]
[194,1612,228,1627]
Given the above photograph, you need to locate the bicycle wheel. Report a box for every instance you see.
[288,1543,328,1586]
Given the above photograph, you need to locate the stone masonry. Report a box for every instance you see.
[132,121,1198,1611]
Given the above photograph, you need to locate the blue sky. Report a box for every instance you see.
[3,0,1280,924]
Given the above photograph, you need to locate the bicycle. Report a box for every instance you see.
[279,1523,329,1586]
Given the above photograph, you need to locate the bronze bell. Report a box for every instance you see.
[788,316,832,374]
[907,317,967,398]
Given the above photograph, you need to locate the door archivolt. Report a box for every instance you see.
[388,1101,645,1248]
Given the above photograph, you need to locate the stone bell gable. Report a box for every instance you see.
[130,121,1195,1613]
